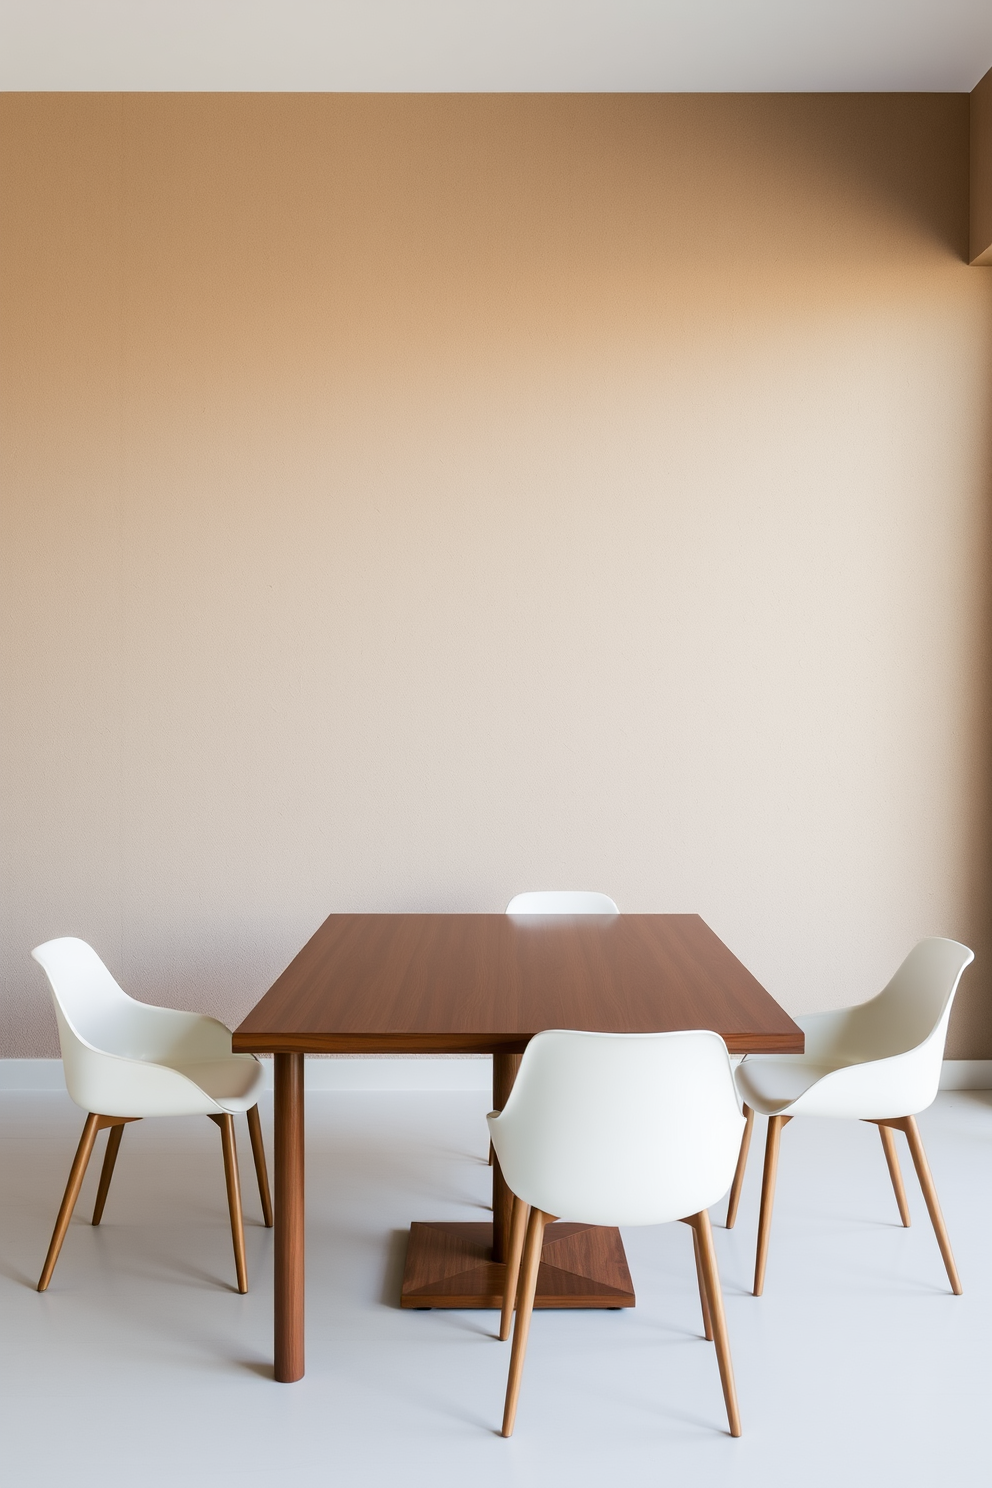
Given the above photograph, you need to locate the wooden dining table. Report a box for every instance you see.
[233,912,803,1382]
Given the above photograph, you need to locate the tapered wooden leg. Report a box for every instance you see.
[92,1122,127,1226]
[725,1104,753,1230]
[753,1114,791,1296]
[899,1115,962,1294]
[38,1113,102,1291]
[246,1104,273,1228]
[210,1113,248,1294]
[501,1207,551,1437]
[690,1223,714,1340]
[491,1054,522,1263]
[275,1052,305,1382]
[499,1193,531,1342]
[872,1120,911,1227]
[689,1210,742,1437]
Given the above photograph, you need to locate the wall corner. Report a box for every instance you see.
[971,65,992,264]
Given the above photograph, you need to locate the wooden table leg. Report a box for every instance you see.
[274,1052,305,1382]
[491,1053,521,1263]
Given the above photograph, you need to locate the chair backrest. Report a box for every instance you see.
[488,1029,745,1227]
[505,891,619,915]
[32,937,138,1056]
[840,937,974,1063]
[32,935,230,1061]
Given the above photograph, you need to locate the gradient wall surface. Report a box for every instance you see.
[2,94,990,1056]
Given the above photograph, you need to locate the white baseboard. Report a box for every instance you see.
[0,1060,68,1090]
[938,1060,992,1090]
[0,1056,988,1094]
[0,1055,493,1093]
[258,1056,493,1092]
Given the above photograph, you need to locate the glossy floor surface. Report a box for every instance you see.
[1,1087,990,1487]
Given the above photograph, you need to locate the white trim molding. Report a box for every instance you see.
[937,1060,992,1090]
[0,1055,493,1093]
[0,1060,68,1090]
[257,1056,493,1092]
[0,1057,988,1094]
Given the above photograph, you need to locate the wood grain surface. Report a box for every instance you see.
[233,913,802,1054]
[400,1221,635,1309]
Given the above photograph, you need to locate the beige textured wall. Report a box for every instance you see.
[973,66,992,264]
[2,93,991,1057]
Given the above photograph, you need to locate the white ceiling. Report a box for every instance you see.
[2,0,991,94]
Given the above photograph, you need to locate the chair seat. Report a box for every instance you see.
[169,1053,266,1112]
[735,1057,842,1115]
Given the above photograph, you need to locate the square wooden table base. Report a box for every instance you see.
[400,1221,636,1309]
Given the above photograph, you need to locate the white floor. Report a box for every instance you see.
[1,1087,990,1488]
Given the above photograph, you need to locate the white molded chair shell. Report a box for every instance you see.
[32,937,265,1119]
[488,1029,745,1227]
[736,938,974,1120]
[505,891,619,915]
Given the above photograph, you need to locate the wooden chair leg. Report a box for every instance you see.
[209,1113,248,1294]
[870,1120,911,1227]
[689,1209,742,1437]
[725,1103,753,1229]
[92,1121,128,1226]
[689,1222,714,1340]
[246,1104,273,1228]
[898,1115,962,1295]
[38,1113,102,1291]
[753,1113,791,1296]
[501,1207,551,1437]
[499,1193,531,1342]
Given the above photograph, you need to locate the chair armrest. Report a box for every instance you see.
[786,1029,946,1120]
[61,1040,221,1118]
[111,1001,234,1063]
[792,1009,861,1062]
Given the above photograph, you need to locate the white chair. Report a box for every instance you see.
[488,1028,746,1438]
[725,937,973,1296]
[505,891,619,915]
[32,937,272,1294]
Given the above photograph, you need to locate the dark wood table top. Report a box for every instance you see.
[233,912,803,1056]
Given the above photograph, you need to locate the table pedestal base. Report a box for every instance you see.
[400,1221,635,1309]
